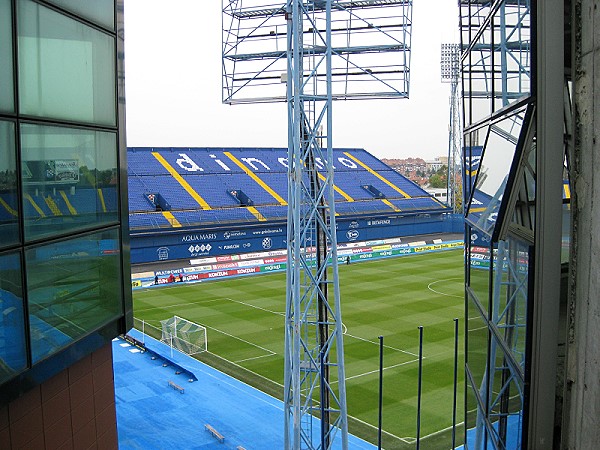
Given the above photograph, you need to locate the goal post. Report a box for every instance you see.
[160,315,207,356]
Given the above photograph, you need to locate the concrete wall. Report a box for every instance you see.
[0,343,118,449]
[566,0,600,447]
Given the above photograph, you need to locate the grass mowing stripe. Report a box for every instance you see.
[133,249,465,449]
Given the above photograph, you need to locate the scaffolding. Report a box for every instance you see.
[222,1,413,448]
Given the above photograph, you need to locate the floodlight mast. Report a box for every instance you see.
[222,1,413,448]
[441,43,462,213]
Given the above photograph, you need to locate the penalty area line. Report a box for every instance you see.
[224,297,285,316]
[345,332,420,358]
[331,358,419,384]
[347,415,413,445]
[202,323,276,358]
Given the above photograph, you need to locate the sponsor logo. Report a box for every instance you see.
[208,271,228,278]
[224,244,240,250]
[224,231,247,239]
[349,221,359,229]
[367,219,391,226]
[252,228,283,236]
[346,230,359,241]
[262,237,273,249]
[243,242,251,248]
[131,280,142,287]
[182,233,217,242]
[215,262,238,269]
[263,264,282,271]
[236,268,257,275]
[157,247,169,261]
[188,244,212,254]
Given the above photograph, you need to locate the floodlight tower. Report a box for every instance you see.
[441,43,462,213]
[222,2,413,448]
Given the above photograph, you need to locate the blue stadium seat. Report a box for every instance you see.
[127,147,449,229]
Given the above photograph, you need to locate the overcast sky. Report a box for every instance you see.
[124,1,459,161]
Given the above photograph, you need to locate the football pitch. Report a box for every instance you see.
[133,249,465,449]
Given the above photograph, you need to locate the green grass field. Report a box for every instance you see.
[133,249,465,449]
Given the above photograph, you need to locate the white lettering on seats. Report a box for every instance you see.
[210,154,231,171]
[337,157,357,169]
[241,157,270,171]
[176,153,203,172]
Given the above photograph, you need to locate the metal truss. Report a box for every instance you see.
[441,43,463,213]
[459,0,531,105]
[222,1,413,448]
[222,0,413,104]
[474,239,528,449]
[283,3,348,448]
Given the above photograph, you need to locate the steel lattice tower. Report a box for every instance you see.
[441,43,462,213]
[222,2,413,448]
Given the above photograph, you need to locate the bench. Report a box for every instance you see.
[168,380,184,394]
[204,424,224,443]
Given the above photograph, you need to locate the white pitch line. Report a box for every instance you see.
[332,358,420,383]
[401,420,466,441]
[134,299,219,313]
[225,297,285,316]
[427,278,464,299]
[235,353,278,364]
[347,414,413,445]
[203,323,276,357]
[345,332,420,358]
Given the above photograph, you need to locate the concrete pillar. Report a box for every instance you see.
[566,0,600,448]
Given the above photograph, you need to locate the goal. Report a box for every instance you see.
[159,315,207,356]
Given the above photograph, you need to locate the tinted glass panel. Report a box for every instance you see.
[18,0,116,126]
[488,336,524,450]
[26,228,122,363]
[495,238,528,370]
[48,0,114,30]
[0,252,27,383]
[467,295,489,389]
[21,124,119,241]
[0,0,14,112]
[466,23,493,126]
[466,111,525,234]
[468,242,491,316]
[492,2,532,113]
[0,121,19,246]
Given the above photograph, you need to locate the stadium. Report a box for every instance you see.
[124,146,464,448]
[1,2,597,450]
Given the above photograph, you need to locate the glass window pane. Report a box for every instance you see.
[0,252,28,383]
[21,123,119,242]
[468,241,491,316]
[466,110,525,234]
[494,238,529,371]
[488,336,524,450]
[0,121,19,247]
[47,0,114,30]
[492,4,531,113]
[26,228,122,364]
[18,0,116,126]
[0,0,14,112]
[467,295,489,389]
[465,375,481,446]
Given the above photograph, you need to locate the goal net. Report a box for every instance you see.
[159,316,207,355]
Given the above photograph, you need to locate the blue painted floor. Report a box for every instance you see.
[113,331,376,449]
